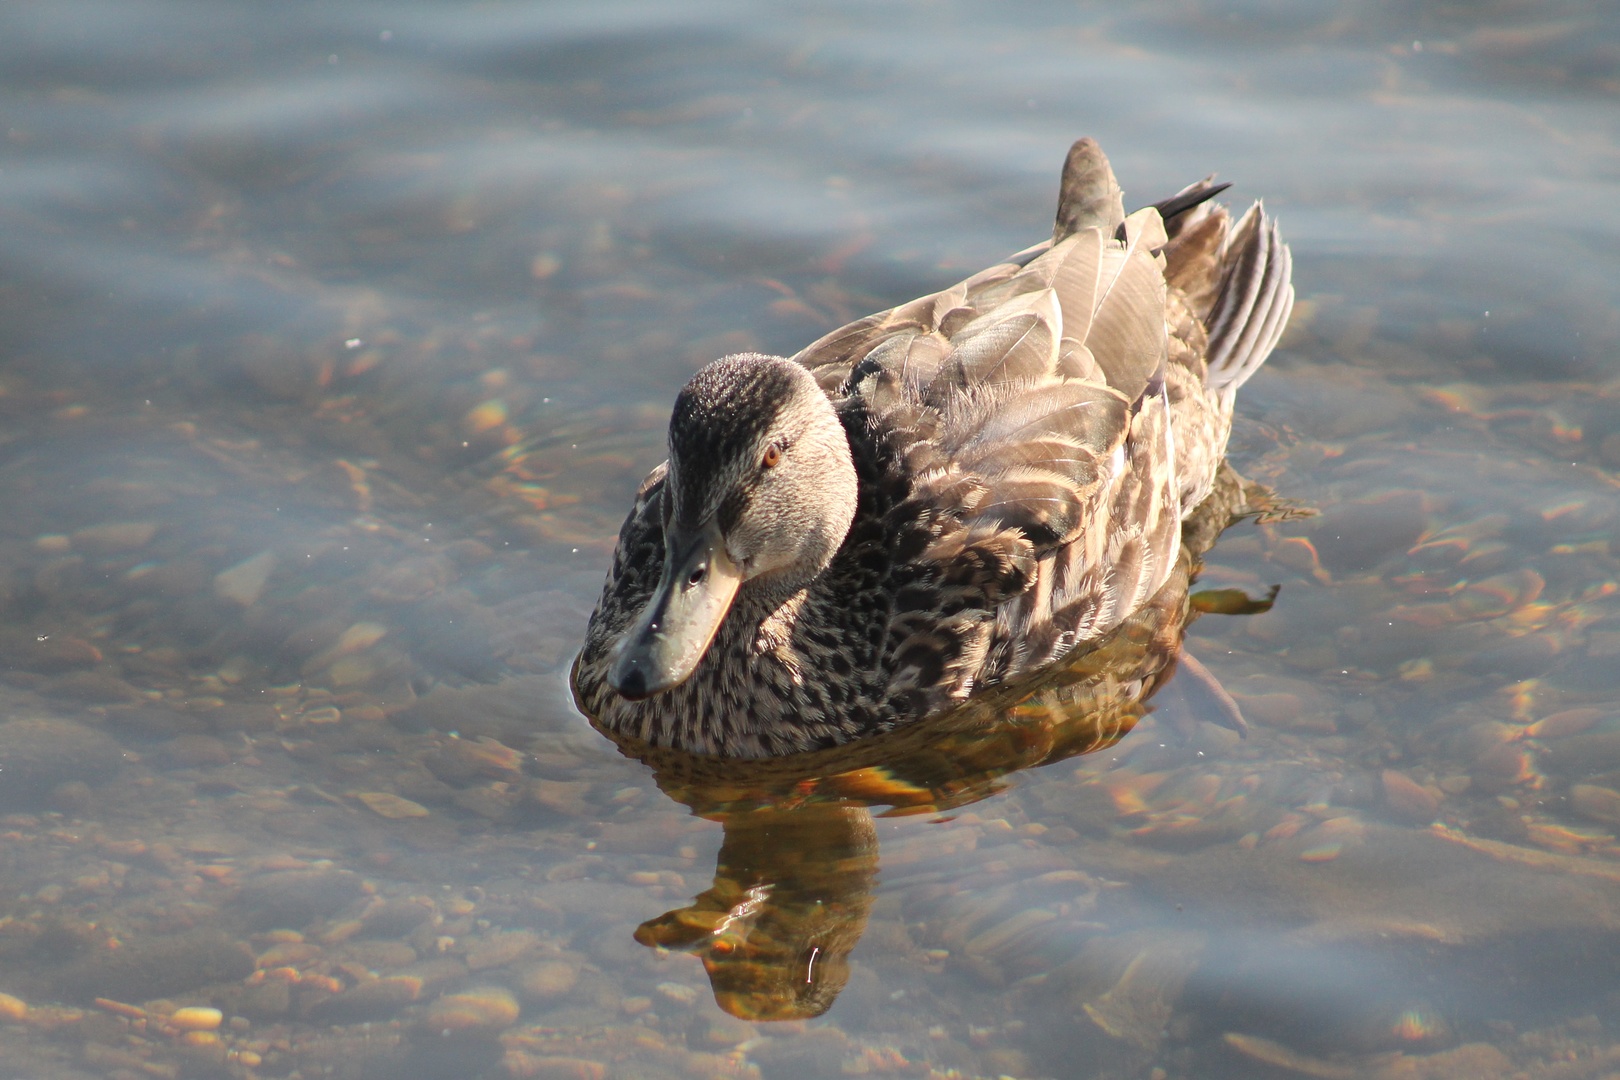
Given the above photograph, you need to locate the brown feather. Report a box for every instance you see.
[939,309,1056,388]
[1084,249,1167,402]
[962,382,1128,458]
[1162,207,1230,321]
[1206,204,1294,391]
[970,472,1090,546]
[1050,228,1104,346]
[961,436,1101,486]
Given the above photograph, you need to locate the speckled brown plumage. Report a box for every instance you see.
[573,138,1294,757]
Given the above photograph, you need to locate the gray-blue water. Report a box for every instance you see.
[2,2,1619,1077]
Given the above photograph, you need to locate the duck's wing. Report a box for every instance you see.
[803,142,1193,712]
[815,141,1170,556]
[937,189,1183,677]
[804,140,1292,706]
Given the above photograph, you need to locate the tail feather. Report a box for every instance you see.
[1204,203,1293,392]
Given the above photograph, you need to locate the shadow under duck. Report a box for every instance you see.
[573,138,1294,758]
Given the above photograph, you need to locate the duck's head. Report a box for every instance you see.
[609,354,859,700]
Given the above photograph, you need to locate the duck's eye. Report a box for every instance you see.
[761,444,782,469]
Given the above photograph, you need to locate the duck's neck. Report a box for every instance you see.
[736,569,817,621]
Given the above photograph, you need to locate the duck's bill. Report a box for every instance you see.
[608,521,743,700]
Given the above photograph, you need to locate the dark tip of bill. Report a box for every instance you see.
[612,661,651,700]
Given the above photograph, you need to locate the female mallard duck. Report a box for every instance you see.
[573,138,1293,758]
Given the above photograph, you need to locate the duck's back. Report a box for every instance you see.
[787,139,1292,715]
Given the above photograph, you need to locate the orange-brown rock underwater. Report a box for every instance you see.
[574,137,1294,757]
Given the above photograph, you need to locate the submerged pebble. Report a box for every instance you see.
[54,929,254,1003]
[165,733,233,767]
[309,976,424,1023]
[1524,708,1606,740]
[419,986,520,1035]
[235,868,366,929]
[1382,770,1441,823]
[45,670,145,703]
[1308,494,1429,575]
[503,1055,608,1080]
[357,791,432,818]
[0,717,125,807]
[0,631,103,672]
[71,521,159,552]
[517,959,581,1004]
[167,1005,223,1031]
[360,898,436,937]
[464,929,540,971]
[526,779,594,817]
[1569,784,1620,827]
[213,550,278,606]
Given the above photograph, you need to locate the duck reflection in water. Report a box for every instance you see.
[634,804,878,1021]
[601,466,1294,1020]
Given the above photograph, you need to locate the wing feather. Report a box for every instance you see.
[935,293,1059,389]
[1085,208,1170,402]
[1050,228,1104,348]
[962,382,1129,457]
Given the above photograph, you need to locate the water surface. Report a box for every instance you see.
[2,2,1619,1077]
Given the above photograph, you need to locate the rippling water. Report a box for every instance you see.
[2,2,1619,1077]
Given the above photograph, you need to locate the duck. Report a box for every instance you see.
[572,138,1293,758]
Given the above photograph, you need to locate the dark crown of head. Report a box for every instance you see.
[670,358,799,469]
[668,357,801,517]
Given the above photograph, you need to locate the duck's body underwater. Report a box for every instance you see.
[573,138,1294,758]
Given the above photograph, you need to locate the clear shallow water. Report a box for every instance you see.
[2,1,1620,1077]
